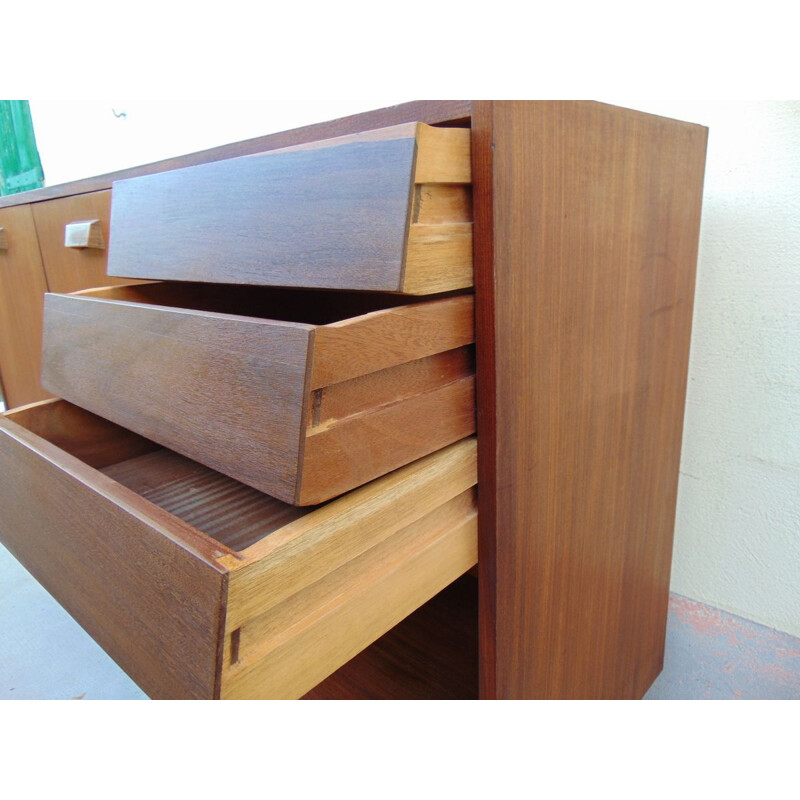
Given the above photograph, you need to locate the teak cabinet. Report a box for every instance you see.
[0,101,707,699]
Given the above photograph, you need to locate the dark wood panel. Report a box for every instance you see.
[41,292,311,503]
[0,411,230,699]
[107,131,416,290]
[0,205,51,408]
[303,574,478,700]
[0,101,471,208]
[473,101,707,699]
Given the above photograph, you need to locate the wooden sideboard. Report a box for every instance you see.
[0,101,707,698]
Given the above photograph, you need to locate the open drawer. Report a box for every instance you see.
[0,400,477,699]
[105,122,472,294]
[41,282,475,505]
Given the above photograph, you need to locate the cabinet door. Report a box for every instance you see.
[0,204,51,408]
[31,191,144,294]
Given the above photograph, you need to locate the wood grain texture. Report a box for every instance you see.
[472,101,707,699]
[311,347,473,425]
[302,574,478,700]
[107,131,416,290]
[41,291,312,503]
[221,488,477,699]
[0,405,233,699]
[221,437,477,630]
[403,222,473,294]
[30,191,146,294]
[42,287,474,505]
[310,294,475,388]
[102,449,311,552]
[106,124,471,293]
[0,204,51,408]
[415,126,471,183]
[0,400,477,700]
[300,375,475,505]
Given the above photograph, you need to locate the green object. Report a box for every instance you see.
[0,100,45,195]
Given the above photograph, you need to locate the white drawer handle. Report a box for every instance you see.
[64,219,105,250]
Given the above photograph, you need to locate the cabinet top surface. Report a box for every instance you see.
[0,100,706,209]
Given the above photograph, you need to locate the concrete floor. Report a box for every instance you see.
[1,541,798,700]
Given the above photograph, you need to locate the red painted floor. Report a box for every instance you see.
[644,593,800,700]
[3,536,798,699]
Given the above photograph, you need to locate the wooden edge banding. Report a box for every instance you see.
[220,437,478,629]
[310,295,475,389]
[220,490,478,699]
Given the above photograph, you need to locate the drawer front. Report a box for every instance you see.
[106,122,472,294]
[0,399,477,699]
[30,191,148,294]
[41,284,476,505]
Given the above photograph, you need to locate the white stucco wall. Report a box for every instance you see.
[29,99,800,637]
[640,100,800,637]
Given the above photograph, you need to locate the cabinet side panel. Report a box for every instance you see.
[478,101,707,699]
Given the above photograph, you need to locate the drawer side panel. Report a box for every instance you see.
[0,421,227,700]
